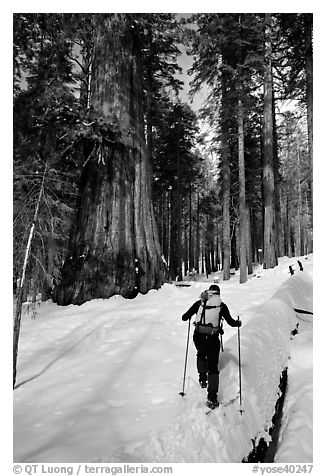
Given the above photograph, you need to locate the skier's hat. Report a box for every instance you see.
[209,284,220,294]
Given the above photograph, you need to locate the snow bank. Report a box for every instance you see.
[116,272,312,463]
[274,270,313,463]
[218,272,312,461]
[274,322,313,463]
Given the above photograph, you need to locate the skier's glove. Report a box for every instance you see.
[237,320,242,327]
[200,290,209,301]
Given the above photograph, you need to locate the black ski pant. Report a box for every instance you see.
[193,331,220,402]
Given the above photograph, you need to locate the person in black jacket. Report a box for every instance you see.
[182,284,241,409]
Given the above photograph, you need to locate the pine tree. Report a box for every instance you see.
[189,13,265,280]
[152,99,200,279]
[13,13,81,386]
[277,14,313,209]
[13,13,80,298]
[141,14,182,167]
[278,111,312,256]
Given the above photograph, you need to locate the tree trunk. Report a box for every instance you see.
[238,98,247,283]
[304,15,313,210]
[195,191,200,272]
[170,130,184,281]
[166,188,172,270]
[145,23,154,181]
[246,205,253,275]
[230,226,239,270]
[169,188,178,280]
[217,235,222,271]
[189,183,194,271]
[222,150,231,280]
[272,90,284,257]
[201,249,205,275]
[14,165,47,387]
[221,90,231,281]
[45,218,55,299]
[210,242,215,272]
[205,245,211,277]
[220,62,231,281]
[168,128,184,281]
[184,220,188,276]
[295,134,302,256]
[263,13,278,269]
[54,15,164,305]
[79,44,92,110]
[285,194,292,258]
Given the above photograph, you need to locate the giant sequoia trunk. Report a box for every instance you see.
[54,15,164,305]
[262,14,278,269]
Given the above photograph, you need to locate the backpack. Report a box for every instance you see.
[195,291,223,335]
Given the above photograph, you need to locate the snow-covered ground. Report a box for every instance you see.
[13,255,313,464]
[274,316,313,463]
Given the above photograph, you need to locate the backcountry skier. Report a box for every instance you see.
[182,284,241,409]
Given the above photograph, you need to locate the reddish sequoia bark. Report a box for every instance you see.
[54,15,164,305]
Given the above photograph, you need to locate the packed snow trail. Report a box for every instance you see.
[107,271,312,462]
[13,256,312,463]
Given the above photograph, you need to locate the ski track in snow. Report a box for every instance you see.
[13,256,313,463]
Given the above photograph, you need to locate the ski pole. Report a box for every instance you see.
[220,319,224,352]
[237,315,244,415]
[179,318,191,397]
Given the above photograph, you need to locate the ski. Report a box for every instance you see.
[205,405,220,415]
[204,394,240,415]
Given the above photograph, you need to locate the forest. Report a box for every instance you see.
[13,13,313,307]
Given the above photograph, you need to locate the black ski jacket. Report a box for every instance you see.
[182,300,240,327]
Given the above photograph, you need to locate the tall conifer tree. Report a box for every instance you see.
[262,14,278,268]
[54,14,164,304]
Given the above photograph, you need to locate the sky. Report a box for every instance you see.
[174,13,211,113]
[175,14,199,109]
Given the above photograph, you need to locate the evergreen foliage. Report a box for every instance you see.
[13,12,313,299]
